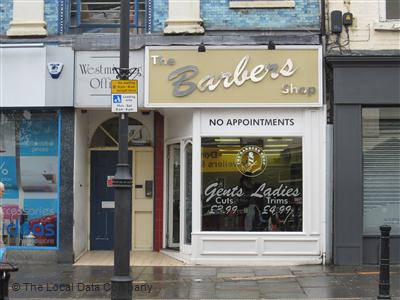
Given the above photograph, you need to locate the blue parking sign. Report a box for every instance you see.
[113,94,122,103]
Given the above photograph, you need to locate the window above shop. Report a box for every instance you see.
[375,0,400,31]
[68,0,150,33]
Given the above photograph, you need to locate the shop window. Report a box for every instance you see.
[0,111,59,248]
[90,117,151,148]
[363,107,400,235]
[201,137,302,232]
[69,0,149,33]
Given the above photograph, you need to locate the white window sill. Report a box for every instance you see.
[229,0,295,8]
[374,21,400,31]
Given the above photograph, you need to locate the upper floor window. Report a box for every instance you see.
[375,0,399,31]
[69,0,149,33]
[385,0,400,20]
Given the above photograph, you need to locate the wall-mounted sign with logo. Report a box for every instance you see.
[145,46,322,107]
[75,51,144,108]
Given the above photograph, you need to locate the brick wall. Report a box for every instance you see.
[152,0,320,32]
[44,0,59,35]
[201,0,320,30]
[0,0,13,34]
[153,0,168,33]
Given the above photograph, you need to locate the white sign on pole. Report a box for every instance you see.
[111,94,138,112]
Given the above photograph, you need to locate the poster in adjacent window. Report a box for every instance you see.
[0,111,59,248]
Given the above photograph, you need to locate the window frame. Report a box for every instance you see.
[66,0,152,33]
[379,0,400,22]
[374,0,400,31]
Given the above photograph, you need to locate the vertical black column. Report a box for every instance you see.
[57,108,75,264]
[111,0,132,299]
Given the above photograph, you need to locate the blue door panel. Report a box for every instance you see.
[90,150,132,250]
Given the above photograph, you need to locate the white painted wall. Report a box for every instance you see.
[73,110,90,260]
[326,0,400,50]
[164,109,193,141]
[0,45,45,107]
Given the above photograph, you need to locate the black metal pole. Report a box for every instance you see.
[1,271,11,300]
[378,225,391,300]
[111,0,132,299]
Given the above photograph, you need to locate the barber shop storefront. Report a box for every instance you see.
[146,46,327,264]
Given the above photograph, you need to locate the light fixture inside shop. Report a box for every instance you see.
[214,138,240,142]
[263,149,285,152]
[264,144,288,148]
[216,145,240,148]
[267,138,293,142]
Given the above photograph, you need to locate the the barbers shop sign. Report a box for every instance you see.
[75,51,144,108]
[145,46,322,107]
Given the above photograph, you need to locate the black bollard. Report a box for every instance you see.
[0,263,18,300]
[1,270,11,300]
[377,225,391,300]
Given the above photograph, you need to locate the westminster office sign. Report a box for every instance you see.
[145,46,322,107]
[75,51,144,108]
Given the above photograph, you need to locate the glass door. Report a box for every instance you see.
[167,144,180,248]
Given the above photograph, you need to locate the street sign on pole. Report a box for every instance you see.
[111,3,134,297]
[111,79,138,113]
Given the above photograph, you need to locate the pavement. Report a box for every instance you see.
[6,264,400,299]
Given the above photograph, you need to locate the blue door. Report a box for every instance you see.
[90,150,132,250]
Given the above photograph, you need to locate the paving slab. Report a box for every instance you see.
[7,264,400,299]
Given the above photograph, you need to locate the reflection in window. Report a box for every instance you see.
[90,117,151,148]
[0,111,59,248]
[363,107,400,235]
[201,137,302,232]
